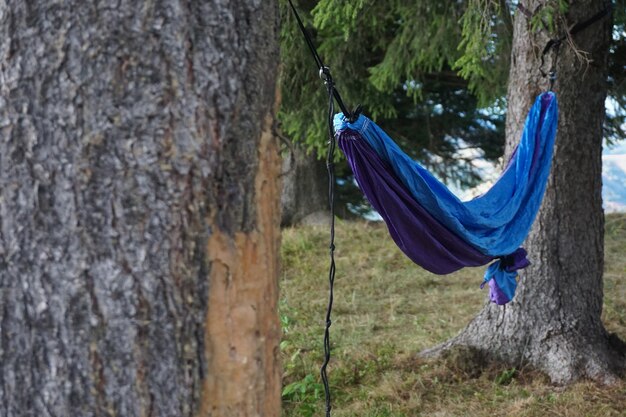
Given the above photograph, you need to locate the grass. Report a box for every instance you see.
[280,213,626,417]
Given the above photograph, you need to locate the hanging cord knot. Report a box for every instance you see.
[480,248,531,305]
[498,248,531,272]
[320,65,361,123]
[319,66,333,83]
[349,104,363,124]
[548,71,557,92]
[540,39,561,91]
[521,1,614,91]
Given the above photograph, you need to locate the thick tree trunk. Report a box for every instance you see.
[280,147,329,227]
[426,0,625,383]
[0,1,280,416]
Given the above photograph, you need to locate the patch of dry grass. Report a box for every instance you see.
[280,214,626,417]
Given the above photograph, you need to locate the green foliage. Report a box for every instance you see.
[494,368,518,385]
[607,0,626,144]
[279,0,509,160]
[279,0,512,210]
[280,0,626,215]
[455,0,511,104]
[281,374,324,417]
[525,0,569,34]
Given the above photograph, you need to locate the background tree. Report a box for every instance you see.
[280,146,330,226]
[431,0,625,384]
[0,1,281,416]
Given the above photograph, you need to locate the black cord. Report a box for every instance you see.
[521,1,614,88]
[286,0,356,121]
[286,0,324,71]
[285,2,358,415]
[319,70,337,417]
[566,1,613,36]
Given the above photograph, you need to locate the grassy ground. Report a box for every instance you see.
[280,213,626,417]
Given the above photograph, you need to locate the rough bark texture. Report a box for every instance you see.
[0,1,281,416]
[426,0,625,383]
[280,147,329,227]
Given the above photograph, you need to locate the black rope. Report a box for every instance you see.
[541,39,560,91]
[286,0,324,71]
[286,0,359,122]
[285,2,355,415]
[319,76,336,417]
[566,2,613,36]
[519,1,614,89]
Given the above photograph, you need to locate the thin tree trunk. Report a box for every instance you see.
[0,1,281,416]
[425,0,625,383]
[280,147,329,227]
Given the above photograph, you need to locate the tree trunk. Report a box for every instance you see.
[0,1,281,416]
[280,147,329,227]
[426,0,625,383]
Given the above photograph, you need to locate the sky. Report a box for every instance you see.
[603,141,626,212]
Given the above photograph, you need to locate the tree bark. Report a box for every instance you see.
[0,1,281,416]
[280,147,329,227]
[425,0,625,383]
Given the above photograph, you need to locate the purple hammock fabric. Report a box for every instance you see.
[338,130,530,304]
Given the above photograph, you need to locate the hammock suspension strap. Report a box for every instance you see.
[320,65,336,417]
[286,0,361,123]
[519,1,614,90]
[286,2,344,415]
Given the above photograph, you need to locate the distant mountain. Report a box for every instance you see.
[603,143,626,213]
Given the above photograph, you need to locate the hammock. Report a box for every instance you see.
[335,92,558,305]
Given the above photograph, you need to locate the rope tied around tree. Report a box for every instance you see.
[519,1,614,91]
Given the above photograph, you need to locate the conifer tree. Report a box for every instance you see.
[282,0,626,382]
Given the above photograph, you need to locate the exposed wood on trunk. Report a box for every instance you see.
[202,115,281,416]
[0,1,281,415]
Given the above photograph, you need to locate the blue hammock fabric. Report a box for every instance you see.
[335,92,558,304]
